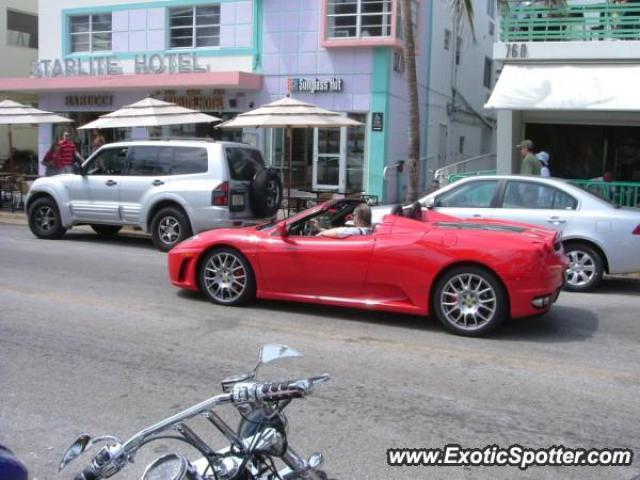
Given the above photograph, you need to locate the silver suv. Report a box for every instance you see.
[25,139,282,251]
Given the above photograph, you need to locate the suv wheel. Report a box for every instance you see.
[250,168,282,218]
[91,225,123,236]
[28,197,67,239]
[151,206,192,252]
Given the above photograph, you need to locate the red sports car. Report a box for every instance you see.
[168,199,568,336]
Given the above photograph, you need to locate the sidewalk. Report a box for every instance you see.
[0,210,149,238]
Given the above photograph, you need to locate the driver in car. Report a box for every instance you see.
[317,204,373,238]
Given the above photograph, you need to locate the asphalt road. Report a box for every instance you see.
[1,223,639,480]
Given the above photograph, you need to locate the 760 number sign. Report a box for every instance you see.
[505,43,528,59]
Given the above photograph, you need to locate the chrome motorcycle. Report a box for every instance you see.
[59,345,331,480]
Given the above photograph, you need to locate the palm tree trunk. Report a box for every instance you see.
[401,0,421,203]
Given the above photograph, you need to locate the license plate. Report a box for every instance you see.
[231,193,245,207]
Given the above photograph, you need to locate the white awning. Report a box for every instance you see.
[485,64,640,111]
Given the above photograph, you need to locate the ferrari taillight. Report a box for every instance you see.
[633,225,640,235]
[212,181,229,206]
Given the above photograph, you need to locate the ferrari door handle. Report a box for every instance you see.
[152,179,164,186]
[547,217,566,224]
[105,179,117,187]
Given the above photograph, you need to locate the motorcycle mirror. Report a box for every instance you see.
[308,453,324,469]
[59,434,92,471]
[255,344,303,371]
[59,435,122,471]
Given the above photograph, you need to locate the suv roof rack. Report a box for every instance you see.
[121,136,217,143]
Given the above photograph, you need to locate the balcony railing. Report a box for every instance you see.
[500,2,640,42]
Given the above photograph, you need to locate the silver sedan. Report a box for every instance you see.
[372,175,640,292]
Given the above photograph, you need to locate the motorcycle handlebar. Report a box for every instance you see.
[74,464,99,480]
[256,380,306,402]
[232,374,330,404]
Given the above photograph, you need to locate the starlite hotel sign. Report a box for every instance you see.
[31,53,211,77]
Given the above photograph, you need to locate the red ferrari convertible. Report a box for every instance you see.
[168,199,567,336]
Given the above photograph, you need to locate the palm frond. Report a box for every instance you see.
[450,0,477,42]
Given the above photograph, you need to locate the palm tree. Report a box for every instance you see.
[400,0,420,203]
[401,0,477,203]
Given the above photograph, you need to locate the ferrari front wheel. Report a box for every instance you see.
[433,266,507,337]
[199,248,256,306]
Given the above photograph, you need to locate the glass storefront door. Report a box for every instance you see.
[313,127,345,191]
[265,113,367,193]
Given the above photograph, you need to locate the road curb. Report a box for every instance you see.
[0,211,150,238]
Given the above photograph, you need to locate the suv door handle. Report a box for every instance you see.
[105,179,117,187]
[152,180,164,186]
[547,217,566,224]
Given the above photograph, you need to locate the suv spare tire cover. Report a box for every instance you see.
[250,168,282,218]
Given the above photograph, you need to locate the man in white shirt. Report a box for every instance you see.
[318,204,373,238]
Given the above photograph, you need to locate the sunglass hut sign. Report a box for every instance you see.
[287,77,344,94]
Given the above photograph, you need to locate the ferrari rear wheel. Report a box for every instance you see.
[199,248,256,306]
[433,266,507,336]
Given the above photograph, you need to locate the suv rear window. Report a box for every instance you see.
[225,147,264,181]
[127,146,208,176]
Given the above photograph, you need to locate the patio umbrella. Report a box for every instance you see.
[0,99,73,172]
[78,97,221,130]
[218,96,363,212]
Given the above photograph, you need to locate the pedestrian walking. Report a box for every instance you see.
[536,151,551,177]
[57,130,83,173]
[517,139,541,176]
[41,141,61,176]
[91,129,106,153]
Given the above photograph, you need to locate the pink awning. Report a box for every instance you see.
[0,71,262,93]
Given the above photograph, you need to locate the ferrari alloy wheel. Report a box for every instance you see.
[27,197,67,239]
[199,248,256,306]
[433,266,507,336]
[563,243,603,292]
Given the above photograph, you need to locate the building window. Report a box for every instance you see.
[487,0,496,18]
[459,136,465,154]
[327,0,393,39]
[6,9,38,49]
[444,28,451,50]
[169,5,220,49]
[69,14,112,53]
[455,36,462,65]
[488,21,494,36]
[393,50,405,73]
[483,56,492,88]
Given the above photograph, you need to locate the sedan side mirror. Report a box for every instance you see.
[424,197,436,209]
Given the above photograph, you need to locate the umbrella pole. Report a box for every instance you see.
[287,126,293,216]
[8,124,14,172]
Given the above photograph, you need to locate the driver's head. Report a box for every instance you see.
[353,204,372,228]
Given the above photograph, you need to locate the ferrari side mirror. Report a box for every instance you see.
[276,222,288,237]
